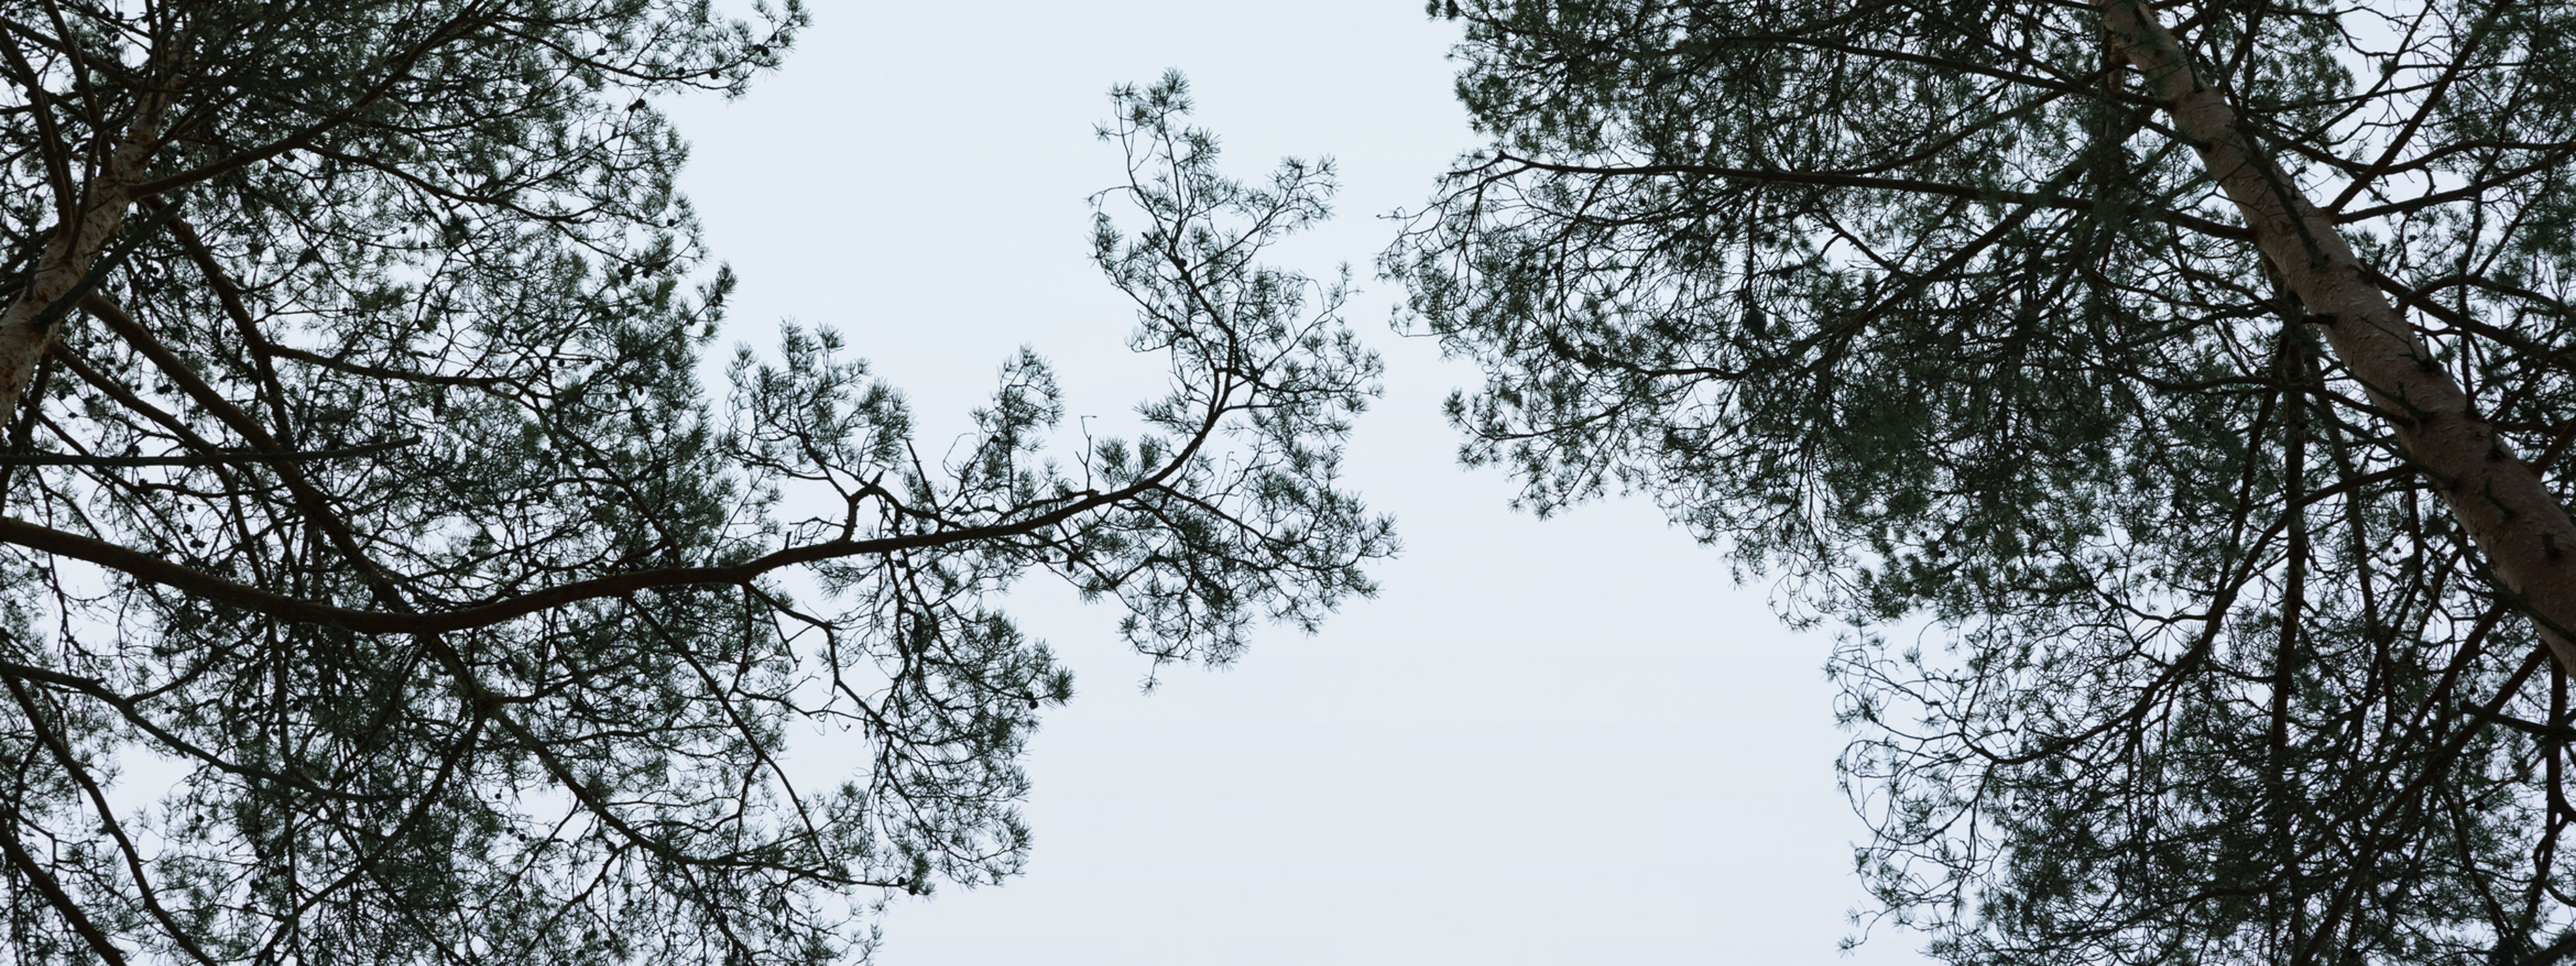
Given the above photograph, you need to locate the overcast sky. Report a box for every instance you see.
[666,3,1939,963]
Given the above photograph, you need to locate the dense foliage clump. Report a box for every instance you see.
[0,3,1387,962]
[1395,0,2576,961]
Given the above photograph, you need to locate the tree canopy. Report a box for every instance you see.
[0,3,1387,963]
[1394,0,2576,962]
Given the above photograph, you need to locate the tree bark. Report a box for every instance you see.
[2099,0,2576,671]
[0,112,163,425]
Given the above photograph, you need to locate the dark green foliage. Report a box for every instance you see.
[1394,1,2576,963]
[0,3,1386,963]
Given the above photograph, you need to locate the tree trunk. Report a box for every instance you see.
[2099,0,2576,670]
[0,116,161,425]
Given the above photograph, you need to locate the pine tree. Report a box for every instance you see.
[0,3,1387,961]
[1393,0,2576,961]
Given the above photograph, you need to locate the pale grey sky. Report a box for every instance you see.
[667,3,1939,963]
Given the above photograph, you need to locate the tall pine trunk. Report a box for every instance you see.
[2101,0,2576,669]
[0,105,163,425]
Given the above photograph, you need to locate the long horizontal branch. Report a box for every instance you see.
[2332,148,2576,223]
[0,493,1107,635]
[0,437,416,466]
[1482,153,2254,240]
[0,379,1225,634]
[260,342,520,389]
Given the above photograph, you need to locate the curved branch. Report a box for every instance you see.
[0,442,1210,635]
[1479,153,2254,240]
